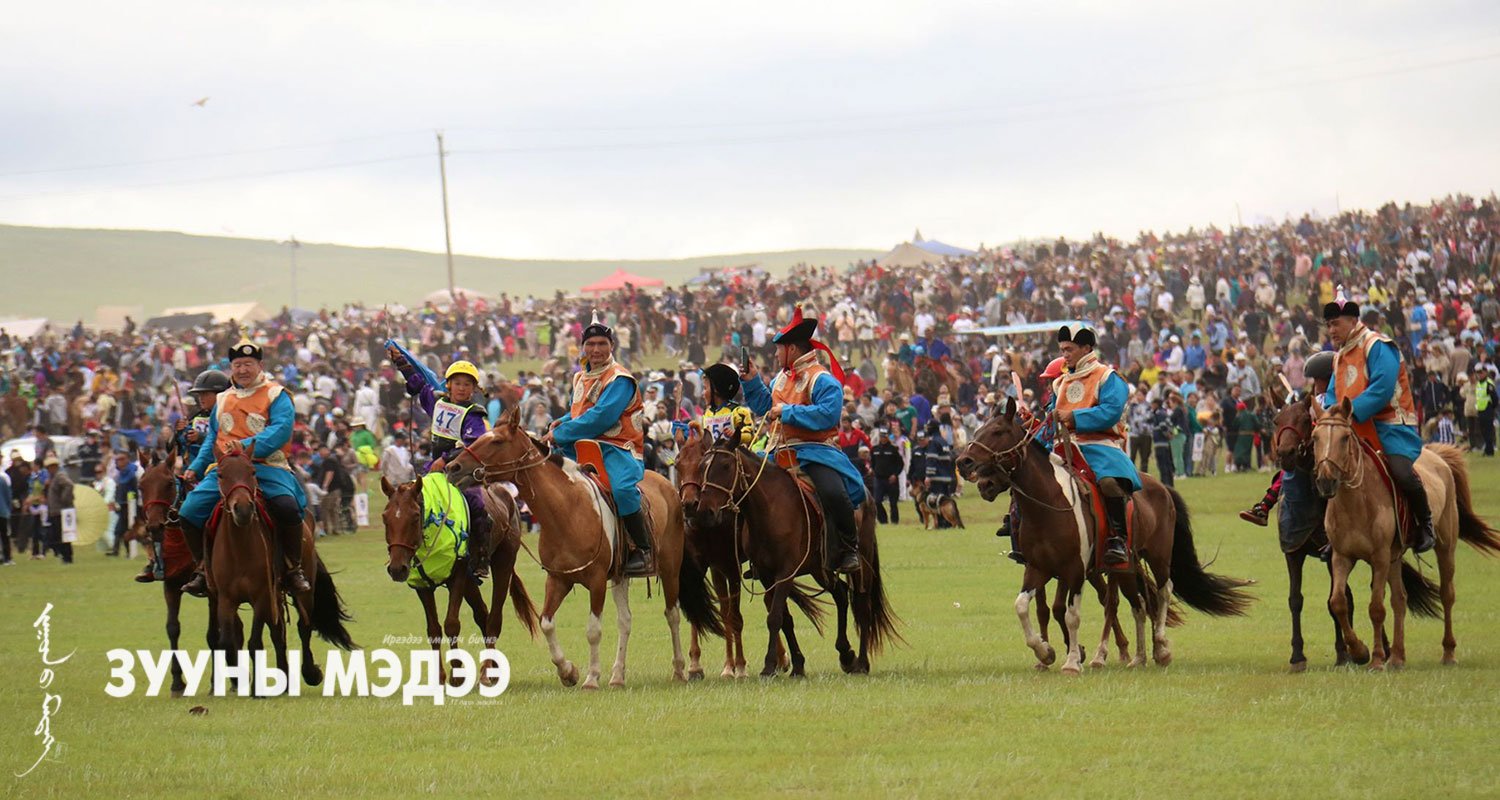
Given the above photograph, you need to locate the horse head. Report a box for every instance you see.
[138,449,178,538]
[1310,397,1358,500]
[445,406,537,489]
[695,434,745,530]
[215,448,259,527]
[956,397,1031,502]
[380,476,423,583]
[1271,393,1316,473]
[674,423,708,518]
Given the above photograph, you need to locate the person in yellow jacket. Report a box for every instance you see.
[700,363,754,445]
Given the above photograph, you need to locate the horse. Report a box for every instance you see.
[675,425,817,679]
[209,451,356,694]
[884,358,915,397]
[957,398,1253,674]
[1311,398,1500,669]
[446,406,722,689]
[694,430,901,677]
[380,476,539,685]
[1268,393,1441,670]
[138,450,215,697]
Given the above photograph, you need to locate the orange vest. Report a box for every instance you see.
[1333,326,1417,450]
[771,354,838,446]
[1052,363,1128,449]
[213,378,293,470]
[569,361,645,455]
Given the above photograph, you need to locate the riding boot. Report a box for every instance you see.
[1238,501,1271,527]
[621,511,655,577]
[1103,495,1130,569]
[180,521,209,598]
[1006,511,1026,565]
[1405,475,1435,555]
[835,517,860,573]
[279,519,312,594]
[468,511,491,581]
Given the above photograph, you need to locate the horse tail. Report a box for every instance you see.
[786,580,828,636]
[1400,559,1441,619]
[858,518,905,656]
[677,549,724,639]
[1430,444,1500,555]
[506,572,540,639]
[1167,487,1254,616]
[310,561,357,650]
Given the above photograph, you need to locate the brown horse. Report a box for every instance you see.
[958,399,1253,673]
[380,476,539,685]
[675,426,816,678]
[446,406,721,689]
[138,451,215,697]
[1311,399,1500,669]
[694,433,901,677]
[210,452,355,693]
[1268,394,1441,670]
[884,358,914,397]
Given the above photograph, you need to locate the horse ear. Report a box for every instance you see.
[1338,396,1352,417]
[381,475,395,497]
[1002,397,1016,422]
[502,405,521,427]
[164,449,176,470]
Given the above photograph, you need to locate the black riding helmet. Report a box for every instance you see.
[1303,351,1335,383]
[191,369,232,394]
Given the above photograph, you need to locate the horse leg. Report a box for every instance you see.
[727,571,748,679]
[165,585,186,696]
[1328,553,1369,665]
[609,579,633,687]
[1128,585,1149,669]
[1438,536,1457,664]
[1367,555,1390,671]
[832,579,856,673]
[1090,576,1115,669]
[267,601,290,696]
[1386,554,1407,670]
[1035,579,1052,645]
[761,583,790,678]
[1015,569,1054,669]
[781,600,806,678]
[1060,583,1085,675]
[417,589,446,684]
[443,583,467,687]
[706,568,729,679]
[1287,551,1308,671]
[538,575,579,687]
[296,591,322,687]
[1151,574,1174,667]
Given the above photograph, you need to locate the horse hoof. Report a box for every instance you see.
[687,669,704,682]
[304,665,324,687]
[560,662,579,687]
[1033,661,1050,672]
[1089,658,1106,670]
[1061,663,1081,676]
[1387,660,1405,671]
[791,670,807,679]
[1349,647,1371,666]
[1128,657,1146,669]
[1289,660,1308,674]
[1040,644,1056,666]
[1154,651,1172,667]
[1442,655,1458,666]
[581,680,600,691]
[610,677,627,688]
[720,667,735,679]
[1368,663,1385,673]
[171,687,186,699]
[759,668,778,679]
[854,660,869,675]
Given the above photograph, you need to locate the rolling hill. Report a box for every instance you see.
[0,224,883,322]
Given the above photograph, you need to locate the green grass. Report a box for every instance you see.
[4,458,1500,798]
[0,223,881,321]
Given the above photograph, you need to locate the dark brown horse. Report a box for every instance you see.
[138,450,214,697]
[1268,393,1440,670]
[210,452,355,694]
[958,399,1252,673]
[675,426,814,678]
[380,476,538,685]
[694,432,900,677]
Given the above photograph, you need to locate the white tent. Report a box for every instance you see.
[0,318,51,339]
[158,302,268,323]
[877,242,945,268]
[423,287,494,308]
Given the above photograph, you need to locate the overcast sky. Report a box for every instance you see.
[3,1,1498,260]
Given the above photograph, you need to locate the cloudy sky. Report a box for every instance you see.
[3,1,1498,259]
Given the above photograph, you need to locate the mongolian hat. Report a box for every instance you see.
[1056,323,1096,349]
[580,311,615,345]
[226,336,263,361]
[772,304,846,384]
[1322,300,1360,321]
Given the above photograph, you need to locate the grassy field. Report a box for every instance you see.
[3,458,1500,798]
[0,223,881,321]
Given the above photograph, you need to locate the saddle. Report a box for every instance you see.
[1358,438,1414,550]
[160,524,195,581]
[574,439,656,579]
[1056,441,1135,572]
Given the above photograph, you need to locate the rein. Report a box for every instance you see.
[963,421,1080,513]
[1313,415,1366,490]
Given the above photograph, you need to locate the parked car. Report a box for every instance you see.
[2,435,85,482]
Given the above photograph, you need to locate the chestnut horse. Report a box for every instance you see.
[1311,399,1500,669]
[675,426,819,678]
[694,433,901,677]
[958,399,1252,674]
[447,406,721,689]
[1269,394,1440,670]
[380,476,538,685]
[138,451,214,697]
[210,452,355,693]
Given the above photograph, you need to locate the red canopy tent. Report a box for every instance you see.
[580,268,665,294]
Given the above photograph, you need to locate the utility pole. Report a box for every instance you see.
[436,132,456,301]
[283,235,301,309]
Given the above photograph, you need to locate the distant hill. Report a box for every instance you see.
[0,224,883,322]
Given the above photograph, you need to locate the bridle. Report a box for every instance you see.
[961,418,1081,513]
[385,481,423,561]
[1312,414,1365,490]
[456,433,546,486]
[1272,419,1313,470]
[698,444,750,516]
[217,451,260,509]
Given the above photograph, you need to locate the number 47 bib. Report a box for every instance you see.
[431,400,469,442]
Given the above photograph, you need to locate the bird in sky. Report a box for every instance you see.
[191,97,209,108]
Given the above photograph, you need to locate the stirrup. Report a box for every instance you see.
[282,567,312,593]
[624,550,654,578]
[183,569,209,598]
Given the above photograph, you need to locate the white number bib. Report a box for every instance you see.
[705,414,734,441]
[431,400,468,442]
[191,416,210,436]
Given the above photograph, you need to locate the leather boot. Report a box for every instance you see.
[279,520,312,594]
[468,511,491,580]
[835,519,860,573]
[1406,477,1435,554]
[1006,512,1026,565]
[621,511,654,577]
[180,522,209,598]
[1239,501,1271,527]
[1103,495,1130,569]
